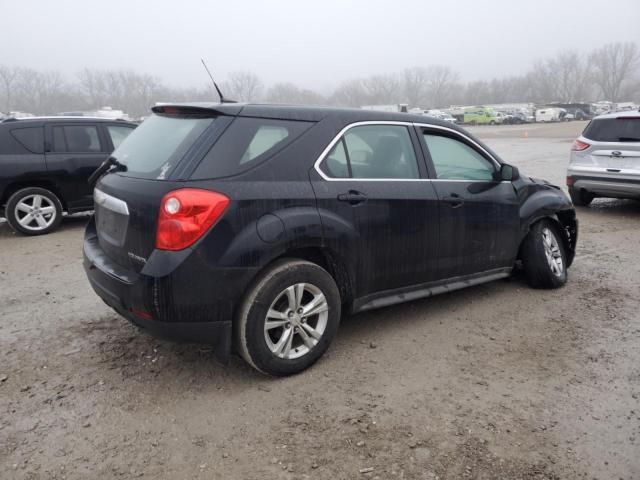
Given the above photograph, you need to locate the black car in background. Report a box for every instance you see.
[0,116,136,235]
[83,103,577,376]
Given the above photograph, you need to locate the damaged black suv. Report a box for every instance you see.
[83,103,577,376]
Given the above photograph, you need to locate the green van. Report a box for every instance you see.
[463,107,497,125]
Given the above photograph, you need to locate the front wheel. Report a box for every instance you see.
[520,220,568,289]
[5,187,63,235]
[236,259,341,376]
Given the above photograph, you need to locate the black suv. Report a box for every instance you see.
[0,116,136,235]
[83,103,577,375]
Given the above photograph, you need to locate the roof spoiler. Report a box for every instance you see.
[151,103,244,117]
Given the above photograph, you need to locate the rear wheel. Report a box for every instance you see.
[568,186,594,207]
[520,219,568,289]
[236,259,341,376]
[5,187,63,235]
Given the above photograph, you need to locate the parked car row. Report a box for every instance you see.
[19,101,640,376]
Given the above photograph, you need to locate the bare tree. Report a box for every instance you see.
[363,74,400,104]
[330,79,370,107]
[402,67,430,107]
[265,83,325,105]
[0,65,20,112]
[424,65,459,108]
[11,69,73,114]
[78,68,109,109]
[222,71,263,102]
[590,42,640,101]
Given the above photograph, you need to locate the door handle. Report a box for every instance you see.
[337,190,367,205]
[443,193,464,208]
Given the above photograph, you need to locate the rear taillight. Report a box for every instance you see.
[571,139,590,151]
[566,176,574,186]
[156,188,229,251]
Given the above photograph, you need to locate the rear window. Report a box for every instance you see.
[10,127,44,153]
[113,114,214,179]
[583,118,640,142]
[192,117,312,179]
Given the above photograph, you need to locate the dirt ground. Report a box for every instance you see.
[1,121,639,480]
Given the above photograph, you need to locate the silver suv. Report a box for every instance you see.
[567,110,640,206]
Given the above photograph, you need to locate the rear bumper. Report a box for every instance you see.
[567,170,640,198]
[83,221,239,362]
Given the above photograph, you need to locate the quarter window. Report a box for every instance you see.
[10,127,44,153]
[423,133,495,181]
[192,117,312,179]
[107,125,135,149]
[321,125,420,179]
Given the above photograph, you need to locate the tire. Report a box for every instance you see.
[568,186,594,207]
[236,259,341,376]
[520,219,568,289]
[489,120,496,125]
[5,187,63,235]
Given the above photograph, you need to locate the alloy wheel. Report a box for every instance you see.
[264,283,329,360]
[14,194,57,232]
[542,227,563,277]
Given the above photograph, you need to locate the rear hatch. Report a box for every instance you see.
[580,116,640,175]
[93,107,230,272]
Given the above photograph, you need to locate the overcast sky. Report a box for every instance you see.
[2,0,639,92]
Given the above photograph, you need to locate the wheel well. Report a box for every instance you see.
[271,247,353,306]
[1,181,67,211]
[517,213,577,267]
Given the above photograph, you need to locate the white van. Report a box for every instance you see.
[535,108,564,123]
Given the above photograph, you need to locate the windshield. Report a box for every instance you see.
[113,113,214,179]
[583,118,640,143]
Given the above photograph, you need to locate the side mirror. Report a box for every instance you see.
[499,163,520,181]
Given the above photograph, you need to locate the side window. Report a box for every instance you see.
[423,133,495,181]
[52,127,66,152]
[107,125,135,150]
[53,125,102,153]
[241,125,289,164]
[324,139,350,178]
[320,125,420,179]
[192,118,312,179]
[10,127,44,153]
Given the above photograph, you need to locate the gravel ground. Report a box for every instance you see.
[1,121,639,479]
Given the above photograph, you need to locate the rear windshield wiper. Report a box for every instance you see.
[617,137,640,142]
[88,156,127,187]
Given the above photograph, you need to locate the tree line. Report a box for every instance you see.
[1,41,638,119]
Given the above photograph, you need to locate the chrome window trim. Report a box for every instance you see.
[94,188,129,215]
[313,121,502,182]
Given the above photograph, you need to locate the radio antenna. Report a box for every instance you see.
[200,58,235,103]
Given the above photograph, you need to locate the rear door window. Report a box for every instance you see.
[10,127,44,153]
[319,124,420,179]
[52,125,102,153]
[192,117,312,179]
[582,118,640,142]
